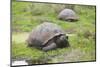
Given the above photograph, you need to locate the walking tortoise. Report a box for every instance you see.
[26,22,70,51]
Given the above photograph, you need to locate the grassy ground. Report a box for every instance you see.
[12,1,96,64]
[12,32,95,64]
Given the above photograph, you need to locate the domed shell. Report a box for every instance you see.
[58,9,79,21]
[27,22,65,48]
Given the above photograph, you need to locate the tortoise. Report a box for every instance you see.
[58,9,79,22]
[26,22,70,51]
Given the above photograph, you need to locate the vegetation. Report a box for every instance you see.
[12,1,96,64]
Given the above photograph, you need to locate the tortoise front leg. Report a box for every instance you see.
[42,43,57,51]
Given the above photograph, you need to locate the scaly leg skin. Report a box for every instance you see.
[42,43,57,52]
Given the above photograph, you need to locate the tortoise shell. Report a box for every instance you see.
[58,9,79,21]
[26,22,67,49]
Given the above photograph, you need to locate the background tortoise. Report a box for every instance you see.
[58,9,79,22]
[26,22,69,51]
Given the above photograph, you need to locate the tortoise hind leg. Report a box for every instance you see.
[42,43,57,51]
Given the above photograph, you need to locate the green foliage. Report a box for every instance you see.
[12,1,96,64]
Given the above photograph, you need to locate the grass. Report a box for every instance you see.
[12,32,95,64]
[12,1,96,64]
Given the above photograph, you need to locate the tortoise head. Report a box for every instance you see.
[55,34,70,48]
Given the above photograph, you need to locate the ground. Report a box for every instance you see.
[12,1,96,65]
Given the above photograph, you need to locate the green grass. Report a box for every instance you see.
[12,32,95,63]
[12,1,96,64]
